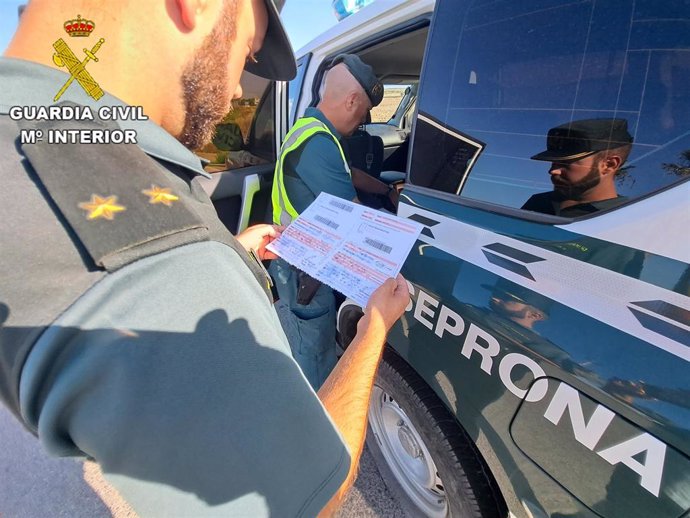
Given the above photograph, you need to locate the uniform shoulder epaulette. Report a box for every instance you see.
[18,102,208,272]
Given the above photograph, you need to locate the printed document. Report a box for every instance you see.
[267,193,423,306]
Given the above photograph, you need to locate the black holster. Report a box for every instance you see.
[296,270,322,305]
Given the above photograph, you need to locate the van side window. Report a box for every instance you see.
[370,85,410,123]
[246,81,276,162]
[288,55,310,127]
[410,0,690,213]
[195,72,275,173]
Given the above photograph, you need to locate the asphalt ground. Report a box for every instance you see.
[337,445,406,518]
[0,405,403,518]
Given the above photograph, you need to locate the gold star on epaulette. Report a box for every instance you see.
[78,194,126,220]
[142,185,179,206]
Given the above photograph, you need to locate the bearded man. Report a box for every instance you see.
[522,118,633,217]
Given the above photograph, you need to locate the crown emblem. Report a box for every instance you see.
[63,15,95,37]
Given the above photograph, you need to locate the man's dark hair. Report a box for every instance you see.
[593,143,633,171]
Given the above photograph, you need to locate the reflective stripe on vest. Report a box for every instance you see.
[271,117,349,226]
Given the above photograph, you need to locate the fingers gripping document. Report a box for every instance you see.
[267,193,423,306]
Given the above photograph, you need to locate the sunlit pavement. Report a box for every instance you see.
[0,405,116,517]
[1,404,399,518]
[337,445,406,518]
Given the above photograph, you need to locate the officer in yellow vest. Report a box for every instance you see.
[270,54,385,388]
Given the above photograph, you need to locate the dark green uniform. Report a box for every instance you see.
[0,58,349,517]
[521,191,628,217]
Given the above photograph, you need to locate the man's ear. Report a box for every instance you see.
[345,92,359,112]
[175,0,208,30]
[600,153,623,176]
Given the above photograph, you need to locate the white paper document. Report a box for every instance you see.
[267,193,423,307]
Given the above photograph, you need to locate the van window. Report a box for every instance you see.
[410,0,690,212]
[246,81,275,162]
[371,85,411,123]
[288,55,310,127]
[195,72,274,173]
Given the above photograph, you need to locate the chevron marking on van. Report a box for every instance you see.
[480,243,547,280]
[484,242,546,264]
[481,250,537,280]
[399,202,690,362]
[407,213,440,238]
[629,301,690,347]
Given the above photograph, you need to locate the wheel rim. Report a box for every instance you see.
[369,385,448,517]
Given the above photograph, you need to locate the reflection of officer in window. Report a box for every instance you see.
[487,280,550,331]
[481,279,577,365]
[522,119,633,217]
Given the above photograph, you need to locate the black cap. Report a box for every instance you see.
[330,54,384,107]
[531,118,633,162]
[244,0,297,81]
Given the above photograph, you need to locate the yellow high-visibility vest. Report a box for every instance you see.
[271,117,349,225]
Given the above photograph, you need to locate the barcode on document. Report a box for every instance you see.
[329,199,353,212]
[315,215,339,230]
[365,238,392,254]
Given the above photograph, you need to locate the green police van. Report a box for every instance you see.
[197,1,690,516]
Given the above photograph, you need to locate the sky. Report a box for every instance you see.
[0,0,338,55]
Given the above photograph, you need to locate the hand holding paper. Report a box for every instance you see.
[267,193,422,306]
[236,224,284,260]
[365,274,410,331]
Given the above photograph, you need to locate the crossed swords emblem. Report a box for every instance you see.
[52,37,106,102]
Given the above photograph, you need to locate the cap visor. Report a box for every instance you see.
[244,0,296,81]
[530,150,597,162]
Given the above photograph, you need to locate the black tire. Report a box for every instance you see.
[337,303,363,349]
[367,347,505,518]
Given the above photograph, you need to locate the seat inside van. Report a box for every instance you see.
[342,127,384,180]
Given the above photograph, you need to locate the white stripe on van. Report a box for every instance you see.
[398,202,690,362]
[560,182,690,263]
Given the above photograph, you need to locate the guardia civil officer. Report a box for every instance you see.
[522,118,634,217]
[270,54,398,388]
[0,1,409,516]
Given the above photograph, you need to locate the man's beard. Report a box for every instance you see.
[178,1,237,151]
[552,163,601,201]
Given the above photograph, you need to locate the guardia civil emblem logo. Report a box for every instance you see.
[52,15,105,102]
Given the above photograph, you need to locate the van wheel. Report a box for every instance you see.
[367,348,504,518]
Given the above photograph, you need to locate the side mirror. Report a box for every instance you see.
[212,122,244,152]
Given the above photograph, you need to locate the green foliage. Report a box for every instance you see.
[214,151,229,165]
[212,123,243,151]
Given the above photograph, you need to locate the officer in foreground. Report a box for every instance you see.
[522,118,634,217]
[271,54,397,388]
[0,1,409,516]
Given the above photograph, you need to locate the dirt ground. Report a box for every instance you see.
[370,93,404,123]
